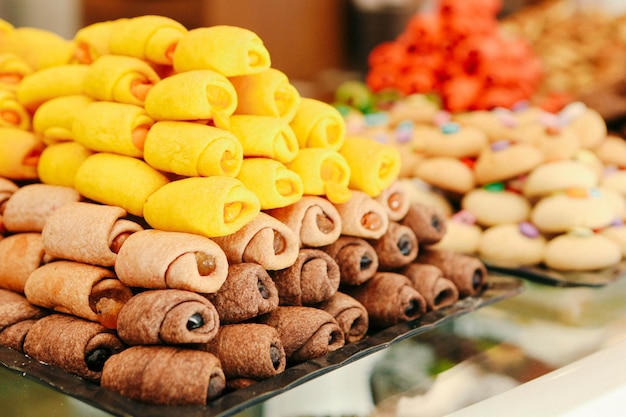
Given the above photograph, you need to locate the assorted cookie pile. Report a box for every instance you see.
[0,16,490,407]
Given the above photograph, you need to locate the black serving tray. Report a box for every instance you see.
[0,273,523,417]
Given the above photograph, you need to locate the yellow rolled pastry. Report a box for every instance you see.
[0,53,33,91]
[236,158,303,210]
[72,101,154,157]
[286,147,352,204]
[109,15,187,66]
[340,136,401,197]
[32,94,94,144]
[143,121,242,177]
[229,67,301,122]
[16,64,89,111]
[0,90,30,130]
[75,152,170,217]
[37,141,94,187]
[73,19,126,64]
[143,176,260,238]
[0,26,74,70]
[229,115,299,163]
[0,127,45,180]
[290,98,346,151]
[173,25,271,77]
[83,54,160,106]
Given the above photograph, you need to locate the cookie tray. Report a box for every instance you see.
[0,273,523,417]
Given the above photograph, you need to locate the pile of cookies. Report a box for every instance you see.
[0,16,490,407]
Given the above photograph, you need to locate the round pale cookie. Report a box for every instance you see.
[398,178,454,217]
[522,159,599,200]
[461,186,530,227]
[452,109,518,142]
[598,186,626,221]
[544,229,621,271]
[593,135,626,167]
[473,140,544,185]
[530,188,618,235]
[528,123,581,162]
[560,103,607,150]
[415,156,475,195]
[411,122,488,159]
[478,222,546,267]
[600,168,626,197]
[386,93,441,126]
[600,224,626,257]
[429,211,482,255]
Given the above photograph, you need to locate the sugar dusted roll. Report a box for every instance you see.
[0,289,48,352]
[114,229,229,294]
[75,152,169,217]
[0,233,49,293]
[3,183,81,232]
[321,236,379,286]
[116,289,219,345]
[334,190,390,240]
[0,90,30,130]
[16,64,88,111]
[402,263,459,311]
[340,136,401,197]
[32,94,94,144]
[212,212,299,270]
[236,158,303,209]
[206,262,279,324]
[229,115,299,163]
[73,19,124,64]
[72,101,154,157]
[83,55,160,106]
[0,176,17,233]
[375,180,412,221]
[257,306,344,364]
[143,176,260,238]
[415,248,488,297]
[0,52,33,92]
[144,121,243,177]
[270,248,340,306]
[201,323,286,381]
[369,221,418,270]
[144,69,237,129]
[401,202,448,245]
[42,201,143,267]
[108,15,187,66]
[345,272,427,328]
[290,97,346,150]
[266,196,342,248]
[23,314,125,382]
[24,260,133,329]
[101,345,226,405]
[230,67,301,121]
[37,141,94,187]
[0,127,45,180]
[173,25,271,77]
[316,291,369,344]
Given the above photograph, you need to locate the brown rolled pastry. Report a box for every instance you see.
[344,272,427,328]
[415,248,488,297]
[114,229,229,294]
[0,232,50,293]
[23,314,125,382]
[0,176,18,234]
[316,291,369,344]
[375,180,411,222]
[116,289,220,346]
[320,236,379,286]
[101,345,226,405]
[400,202,447,245]
[256,306,345,364]
[212,212,299,271]
[2,183,81,232]
[24,260,133,329]
[333,190,389,239]
[265,196,342,247]
[0,288,48,351]
[205,262,278,324]
[270,248,340,306]
[402,263,460,311]
[368,221,418,270]
[201,323,286,382]
[41,201,143,267]
[226,377,258,391]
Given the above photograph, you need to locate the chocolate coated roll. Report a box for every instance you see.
[0,232,50,293]
[345,272,427,328]
[333,190,389,239]
[369,221,419,270]
[101,345,226,405]
[202,323,286,381]
[321,236,379,285]
[401,202,447,245]
[23,314,125,382]
[206,263,279,324]
[257,306,344,364]
[316,291,369,343]
[0,288,48,351]
[270,248,340,306]
[415,248,488,297]
[116,289,220,345]
[402,263,459,311]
